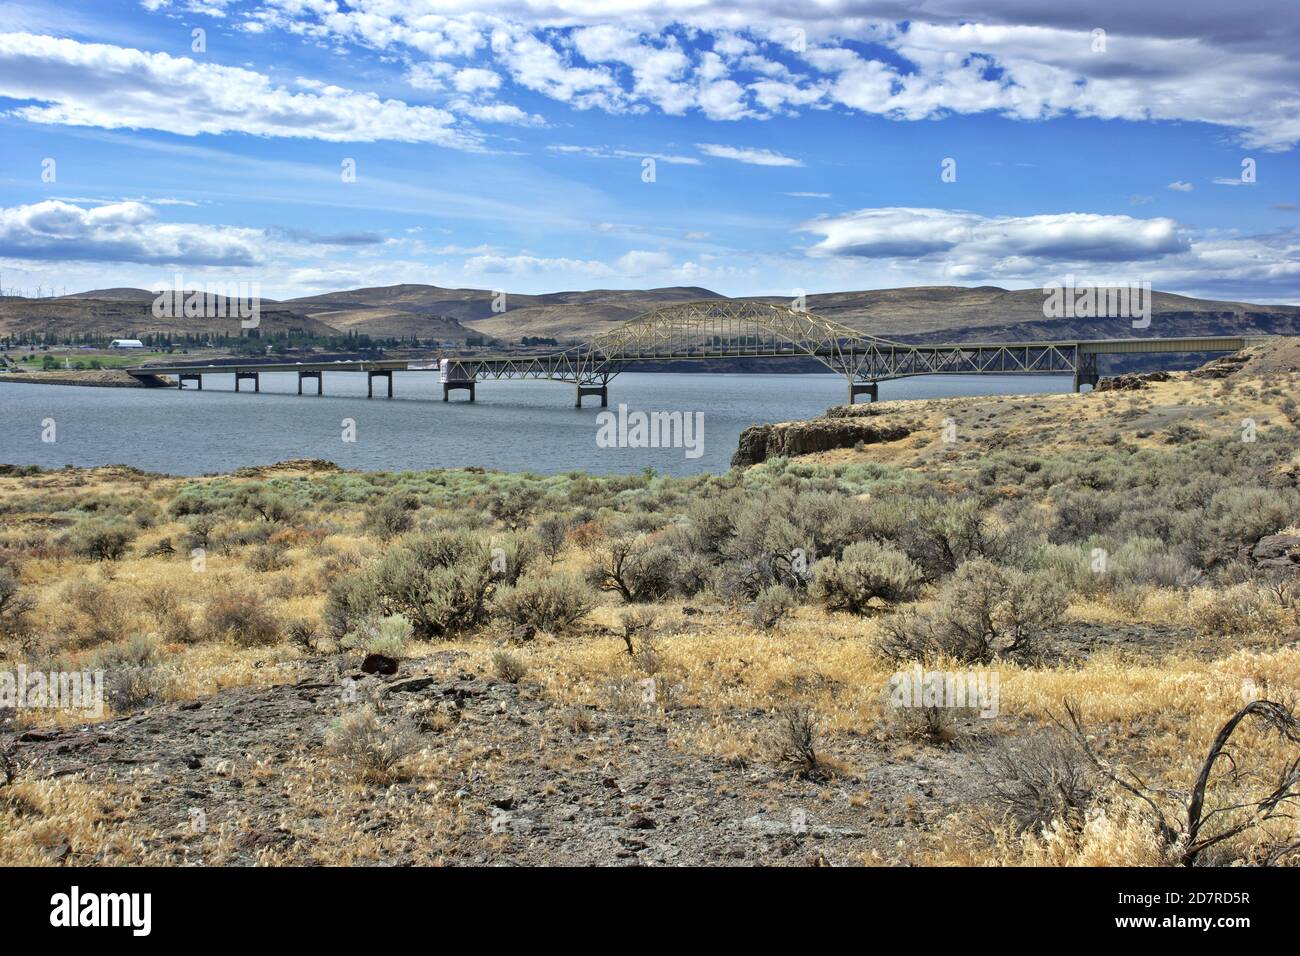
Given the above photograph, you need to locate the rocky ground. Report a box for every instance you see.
[4,652,987,866]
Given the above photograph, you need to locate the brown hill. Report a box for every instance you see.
[283,284,720,342]
[747,286,1300,341]
[8,283,1299,345]
[288,283,1300,344]
[0,290,336,340]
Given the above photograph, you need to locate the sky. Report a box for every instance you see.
[0,0,1297,302]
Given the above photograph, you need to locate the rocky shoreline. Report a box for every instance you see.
[0,369,170,388]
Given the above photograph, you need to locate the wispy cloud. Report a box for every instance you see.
[697,143,803,166]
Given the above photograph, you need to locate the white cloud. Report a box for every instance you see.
[453,67,502,94]
[229,3,1300,149]
[1168,181,1195,191]
[802,207,1187,262]
[547,144,703,165]
[0,200,263,266]
[0,33,481,148]
[698,143,803,166]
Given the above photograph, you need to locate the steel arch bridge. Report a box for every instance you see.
[130,298,1263,406]
[435,299,1258,405]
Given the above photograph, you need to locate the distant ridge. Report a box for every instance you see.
[2,283,1298,343]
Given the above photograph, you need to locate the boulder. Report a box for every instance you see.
[360,653,399,676]
[1250,534,1300,572]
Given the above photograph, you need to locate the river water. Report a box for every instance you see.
[0,372,1072,476]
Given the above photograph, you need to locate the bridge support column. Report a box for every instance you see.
[443,381,475,402]
[298,371,324,395]
[178,373,202,390]
[576,384,608,408]
[848,381,878,404]
[367,370,393,399]
[1072,370,1100,392]
[235,371,259,393]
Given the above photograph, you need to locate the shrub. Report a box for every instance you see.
[89,635,163,712]
[1189,583,1278,636]
[811,540,923,614]
[364,496,416,540]
[974,732,1095,835]
[247,541,291,572]
[344,613,413,657]
[494,574,594,633]
[585,532,681,603]
[773,706,833,780]
[66,518,136,561]
[372,541,493,638]
[534,514,570,564]
[286,618,318,652]
[325,705,421,781]
[0,566,35,640]
[751,584,797,631]
[492,650,528,684]
[323,572,381,640]
[235,486,300,523]
[878,559,1067,664]
[203,589,280,646]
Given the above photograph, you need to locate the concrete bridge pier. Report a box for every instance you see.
[178,372,202,390]
[298,370,323,395]
[367,370,393,399]
[443,380,475,402]
[848,381,878,404]
[234,371,260,393]
[575,384,608,408]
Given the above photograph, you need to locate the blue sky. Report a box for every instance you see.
[0,0,1297,301]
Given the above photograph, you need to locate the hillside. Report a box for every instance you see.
[284,284,720,341]
[7,283,1300,346]
[0,292,338,340]
[294,283,1300,344]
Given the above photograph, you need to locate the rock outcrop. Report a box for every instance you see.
[732,417,910,467]
[1094,371,1172,392]
[1251,534,1300,572]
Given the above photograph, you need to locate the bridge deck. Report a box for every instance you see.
[129,335,1261,380]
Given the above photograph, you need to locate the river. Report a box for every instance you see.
[0,371,1073,476]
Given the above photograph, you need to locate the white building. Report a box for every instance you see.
[109,339,145,349]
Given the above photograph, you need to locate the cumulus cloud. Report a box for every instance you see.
[0,33,481,147]
[802,207,1187,263]
[0,200,263,266]
[697,143,803,166]
[222,1,1300,148]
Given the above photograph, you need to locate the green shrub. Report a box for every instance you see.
[363,496,416,540]
[811,540,923,614]
[494,573,594,633]
[878,558,1067,664]
[66,518,136,561]
[324,572,381,640]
